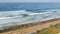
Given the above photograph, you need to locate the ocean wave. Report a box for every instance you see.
[0,9,60,22]
[0,9,60,21]
[0,9,60,30]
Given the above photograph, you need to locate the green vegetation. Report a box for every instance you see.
[37,24,60,34]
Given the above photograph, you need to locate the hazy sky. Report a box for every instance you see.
[0,0,59,3]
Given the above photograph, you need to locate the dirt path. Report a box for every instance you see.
[0,18,60,34]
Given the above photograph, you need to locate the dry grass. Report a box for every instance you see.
[37,24,60,34]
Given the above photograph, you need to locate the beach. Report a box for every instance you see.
[0,18,60,34]
[0,3,59,34]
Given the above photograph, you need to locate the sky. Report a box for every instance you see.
[0,0,59,3]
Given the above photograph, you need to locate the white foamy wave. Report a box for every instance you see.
[0,9,60,24]
[0,10,30,18]
[0,9,60,30]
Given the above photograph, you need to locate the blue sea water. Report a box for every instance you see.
[0,3,60,12]
[0,3,60,30]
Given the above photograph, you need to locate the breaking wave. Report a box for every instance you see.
[0,9,60,30]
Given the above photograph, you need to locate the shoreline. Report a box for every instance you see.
[0,18,60,34]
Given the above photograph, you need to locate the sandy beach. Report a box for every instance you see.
[0,18,60,34]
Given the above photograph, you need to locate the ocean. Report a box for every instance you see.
[0,3,60,30]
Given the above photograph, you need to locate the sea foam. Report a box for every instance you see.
[0,9,60,30]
